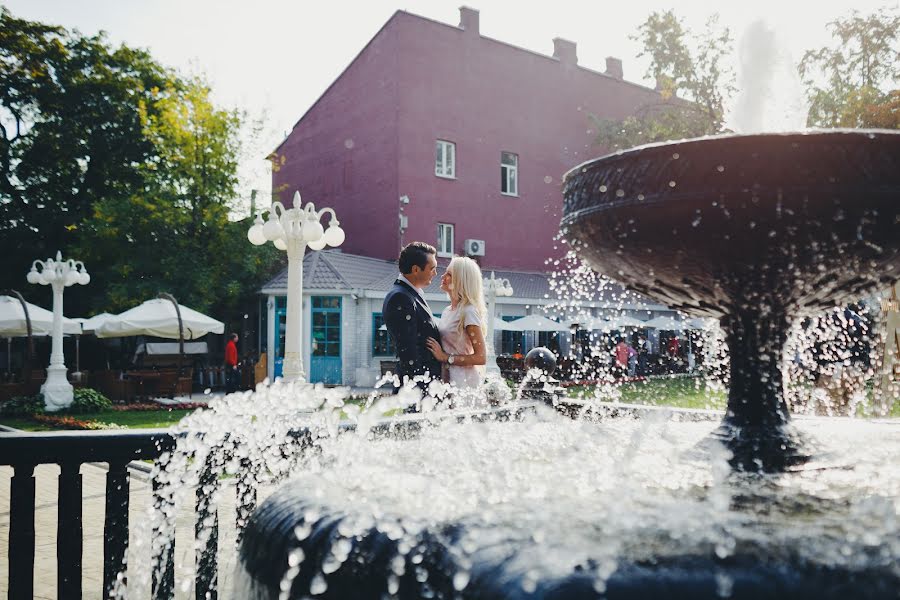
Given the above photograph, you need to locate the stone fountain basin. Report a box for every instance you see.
[560,130,900,319]
[235,408,900,599]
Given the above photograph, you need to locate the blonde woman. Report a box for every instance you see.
[426,256,487,389]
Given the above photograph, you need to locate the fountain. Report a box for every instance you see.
[560,129,900,470]
[219,131,900,600]
[130,31,898,596]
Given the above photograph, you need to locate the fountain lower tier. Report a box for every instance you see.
[561,130,900,469]
[238,488,899,599]
[232,411,900,599]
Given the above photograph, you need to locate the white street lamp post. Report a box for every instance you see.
[27,251,90,411]
[247,191,344,382]
[483,271,513,374]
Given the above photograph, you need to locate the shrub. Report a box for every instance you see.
[0,394,45,416]
[71,388,113,413]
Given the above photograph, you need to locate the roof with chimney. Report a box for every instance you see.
[274,7,657,154]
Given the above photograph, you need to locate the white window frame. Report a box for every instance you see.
[437,223,455,257]
[501,151,518,196]
[435,140,456,179]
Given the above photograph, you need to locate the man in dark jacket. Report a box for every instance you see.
[382,242,442,404]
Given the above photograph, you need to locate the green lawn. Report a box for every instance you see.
[566,376,727,411]
[566,376,900,416]
[0,408,197,431]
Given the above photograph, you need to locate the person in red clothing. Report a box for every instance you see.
[224,333,239,393]
[613,338,634,379]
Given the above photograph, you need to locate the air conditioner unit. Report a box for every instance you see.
[465,239,486,256]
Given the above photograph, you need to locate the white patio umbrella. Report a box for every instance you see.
[586,315,646,331]
[504,314,570,332]
[95,298,224,339]
[688,317,718,329]
[1,294,81,375]
[77,312,115,334]
[0,294,82,336]
[493,317,518,331]
[643,315,689,331]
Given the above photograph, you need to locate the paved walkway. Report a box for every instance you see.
[0,460,277,599]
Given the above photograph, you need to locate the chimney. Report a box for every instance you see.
[605,56,623,80]
[459,6,480,35]
[553,38,577,66]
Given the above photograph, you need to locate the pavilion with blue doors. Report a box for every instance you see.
[258,250,674,386]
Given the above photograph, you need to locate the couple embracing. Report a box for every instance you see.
[382,242,488,403]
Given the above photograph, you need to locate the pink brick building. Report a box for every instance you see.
[272,7,662,271]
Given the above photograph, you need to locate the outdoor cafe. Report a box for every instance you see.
[0,295,226,403]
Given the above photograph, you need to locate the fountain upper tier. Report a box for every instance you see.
[561,130,900,320]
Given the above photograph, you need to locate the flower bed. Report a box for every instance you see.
[0,390,205,431]
[31,414,121,430]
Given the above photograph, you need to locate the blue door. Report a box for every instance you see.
[309,296,342,384]
[273,297,287,379]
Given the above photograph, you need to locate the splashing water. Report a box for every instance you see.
[728,19,809,133]
[107,346,899,599]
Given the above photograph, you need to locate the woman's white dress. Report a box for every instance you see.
[437,304,484,389]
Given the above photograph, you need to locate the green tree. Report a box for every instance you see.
[77,79,283,319]
[592,11,735,151]
[799,7,899,128]
[0,7,171,309]
[1,7,281,329]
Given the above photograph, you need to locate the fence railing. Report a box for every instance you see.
[0,403,538,600]
[0,429,248,600]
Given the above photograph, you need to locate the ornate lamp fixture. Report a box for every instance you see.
[483,271,514,374]
[247,191,344,382]
[27,251,90,411]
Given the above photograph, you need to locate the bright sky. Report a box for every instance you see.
[6,0,896,213]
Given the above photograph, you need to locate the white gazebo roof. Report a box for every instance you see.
[95,298,224,339]
[0,295,82,337]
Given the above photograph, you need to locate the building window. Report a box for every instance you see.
[435,140,456,178]
[501,151,518,196]
[437,223,454,257]
[372,313,395,356]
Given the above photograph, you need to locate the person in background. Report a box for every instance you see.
[667,335,681,358]
[667,335,682,374]
[627,340,638,377]
[225,333,239,394]
[637,335,651,376]
[613,338,631,379]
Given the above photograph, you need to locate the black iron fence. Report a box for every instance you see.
[0,429,263,600]
[0,404,537,600]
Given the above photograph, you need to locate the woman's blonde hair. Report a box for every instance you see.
[447,256,487,335]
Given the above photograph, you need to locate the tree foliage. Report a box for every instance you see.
[0,7,282,326]
[592,11,735,151]
[799,7,899,128]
